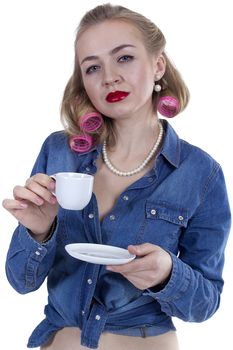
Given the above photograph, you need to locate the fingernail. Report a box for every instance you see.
[20,203,28,208]
[50,197,57,204]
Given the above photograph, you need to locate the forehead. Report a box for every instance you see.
[76,20,145,59]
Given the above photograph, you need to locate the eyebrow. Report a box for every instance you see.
[80,44,136,65]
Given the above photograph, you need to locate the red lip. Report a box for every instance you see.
[106,91,129,103]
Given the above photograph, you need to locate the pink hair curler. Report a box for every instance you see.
[70,134,93,153]
[80,112,103,132]
[157,96,180,118]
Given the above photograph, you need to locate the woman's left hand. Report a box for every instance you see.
[107,243,172,290]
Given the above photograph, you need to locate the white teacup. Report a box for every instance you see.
[51,172,94,210]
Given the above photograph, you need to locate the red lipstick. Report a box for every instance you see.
[106,91,129,103]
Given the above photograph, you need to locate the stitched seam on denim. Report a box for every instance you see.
[145,201,189,226]
[200,162,220,203]
[55,211,68,246]
[25,259,39,288]
[135,218,148,244]
[140,327,147,338]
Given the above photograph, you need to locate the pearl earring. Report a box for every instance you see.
[154,82,162,92]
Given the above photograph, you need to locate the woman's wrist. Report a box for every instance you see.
[28,218,57,243]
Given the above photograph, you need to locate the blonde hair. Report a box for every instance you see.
[61,3,189,145]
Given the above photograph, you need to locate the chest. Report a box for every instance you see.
[89,157,190,251]
[60,156,193,253]
[93,158,151,221]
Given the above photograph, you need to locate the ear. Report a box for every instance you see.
[153,54,166,80]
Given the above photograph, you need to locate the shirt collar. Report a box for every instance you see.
[160,119,181,168]
[75,143,103,158]
[74,120,181,169]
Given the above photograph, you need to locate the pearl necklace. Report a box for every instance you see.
[102,122,163,176]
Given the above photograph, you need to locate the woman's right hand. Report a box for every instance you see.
[2,173,59,240]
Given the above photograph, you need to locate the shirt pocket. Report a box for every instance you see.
[135,200,189,253]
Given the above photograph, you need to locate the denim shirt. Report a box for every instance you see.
[5,120,231,349]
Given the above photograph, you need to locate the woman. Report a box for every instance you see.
[2,4,231,350]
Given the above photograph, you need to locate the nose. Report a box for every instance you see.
[102,66,122,87]
[104,78,121,87]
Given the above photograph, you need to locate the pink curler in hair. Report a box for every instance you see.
[80,112,103,132]
[70,134,93,153]
[157,96,180,118]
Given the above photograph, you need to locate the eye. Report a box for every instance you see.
[118,55,134,63]
[85,65,100,75]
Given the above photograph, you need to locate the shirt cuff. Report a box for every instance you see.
[143,252,191,302]
[18,221,58,254]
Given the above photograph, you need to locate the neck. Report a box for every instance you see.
[102,120,163,177]
[109,113,160,156]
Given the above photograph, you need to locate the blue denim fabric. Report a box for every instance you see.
[5,120,231,349]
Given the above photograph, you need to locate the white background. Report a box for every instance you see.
[0,1,232,349]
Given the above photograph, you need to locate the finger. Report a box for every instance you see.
[13,185,45,206]
[107,245,165,274]
[28,173,55,191]
[106,244,156,272]
[107,255,149,274]
[2,198,28,210]
[25,177,56,204]
[128,243,159,257]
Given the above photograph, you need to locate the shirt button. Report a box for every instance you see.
[109,214,115,221]
[81,310,85,316]
[87,278,93,285]
[35,251,41,256]
[95,315,101,321]
[123,195,129,201]
[178,215,184,221]
[85,167,90,172]
[150,209,157,215]
[88,213,94,219]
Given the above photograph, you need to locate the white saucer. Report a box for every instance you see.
[65,243,136,265]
